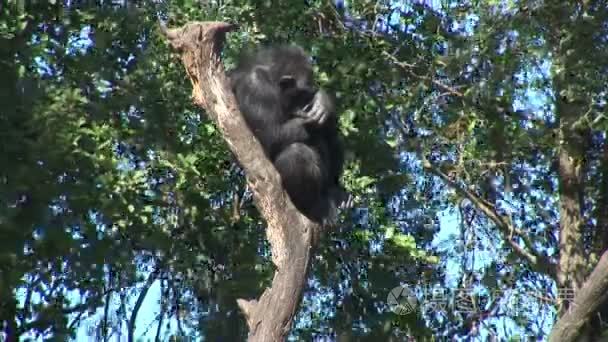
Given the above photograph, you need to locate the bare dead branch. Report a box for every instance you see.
[548,250,608,342]
[161,21,321,341]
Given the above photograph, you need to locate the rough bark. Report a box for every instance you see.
[548,251,608,342]
[593,144,608,254]
[553,52,591,341]
[160,22,321,341]
[544,3,603,340]
[552,31,588,305]
[556,134,586,293]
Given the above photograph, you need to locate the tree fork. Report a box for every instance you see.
[160,21,321,341]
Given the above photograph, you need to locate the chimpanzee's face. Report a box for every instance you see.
[278,74,316,116]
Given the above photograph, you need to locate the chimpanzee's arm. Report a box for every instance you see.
[296,89,336,128]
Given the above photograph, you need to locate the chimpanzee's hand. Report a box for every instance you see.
[299,89,335,126]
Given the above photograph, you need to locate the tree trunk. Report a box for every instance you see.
[161,22,322,341]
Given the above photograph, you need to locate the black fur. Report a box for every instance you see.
[229,45,344,223]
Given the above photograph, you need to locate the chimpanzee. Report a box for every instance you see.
[228,45,344,224]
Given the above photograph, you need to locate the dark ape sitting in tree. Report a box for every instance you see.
[229,45,344,224]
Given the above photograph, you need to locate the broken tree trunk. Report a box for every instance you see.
[160,21,321,341]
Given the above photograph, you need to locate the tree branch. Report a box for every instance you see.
[383,52,548,128]
[386,100,556,278]
[128,267,160,342]
[422,158,556,278]
[161,21,321,341]
[548,250,608,342]
[382,51,465,98]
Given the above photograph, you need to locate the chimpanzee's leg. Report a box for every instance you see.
[273,143,330,222]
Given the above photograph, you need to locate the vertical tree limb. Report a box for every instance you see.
[160,21,320,341]
[127,267,160,342]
